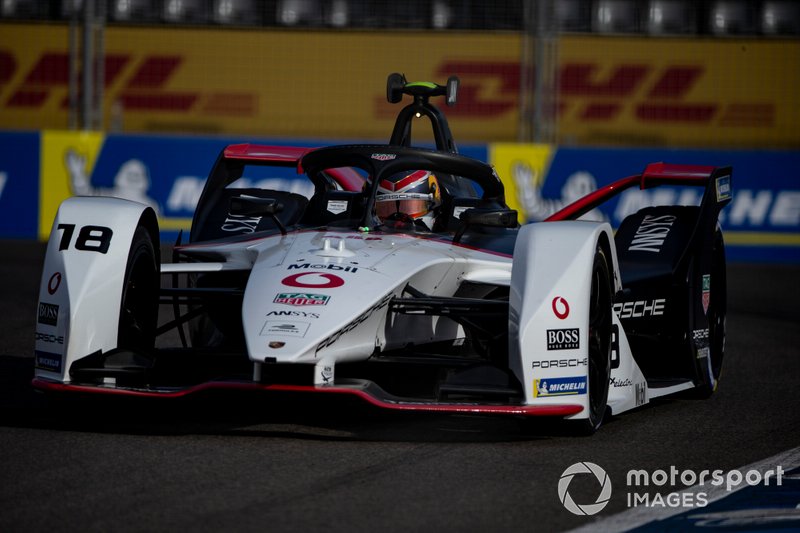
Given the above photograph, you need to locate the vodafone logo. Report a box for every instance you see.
[552,296,570,319]
[282,273,344,289]
[47,272,62,295]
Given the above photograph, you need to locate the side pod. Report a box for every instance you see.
[34,196,158,383]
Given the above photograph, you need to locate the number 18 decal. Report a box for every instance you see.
[57,224,113,254]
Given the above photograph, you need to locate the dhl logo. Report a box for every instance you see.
[0,50,777,130]
[377,60,774,127]
[0,50,256,116]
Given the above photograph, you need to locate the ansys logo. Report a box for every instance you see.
[558,462,612,516]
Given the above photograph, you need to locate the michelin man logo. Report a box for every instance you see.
[512,161,605,222]
[65,149,160,215]
[558,462,612,516]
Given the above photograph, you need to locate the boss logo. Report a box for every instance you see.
[546,328,580,350]
[37,302,59,326]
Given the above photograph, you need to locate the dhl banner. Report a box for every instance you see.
[0,130,796,262]
[0,24,798,148]
[558,36,800,148]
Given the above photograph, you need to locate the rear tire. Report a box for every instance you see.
[695,228,726,397]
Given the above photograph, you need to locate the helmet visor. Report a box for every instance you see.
[375,196,431,220]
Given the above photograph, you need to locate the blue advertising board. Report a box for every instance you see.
[0,131,39,239]
[0,130,795,262]
[75,135,488,243]
[537,148,800,263]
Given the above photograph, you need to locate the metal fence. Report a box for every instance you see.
[2,0,799,35]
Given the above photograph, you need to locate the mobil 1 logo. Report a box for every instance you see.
[547,328,580,350]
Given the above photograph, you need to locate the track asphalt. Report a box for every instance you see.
[1,240,798,532]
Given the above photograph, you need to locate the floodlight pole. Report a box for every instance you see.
[69,0,105,130]
[519,0,559,144]
[81,0,94,130]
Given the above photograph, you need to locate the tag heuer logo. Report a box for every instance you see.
[274,293,330,306]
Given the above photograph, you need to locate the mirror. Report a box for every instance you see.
[229,196,284,217]
[459,208,518,228]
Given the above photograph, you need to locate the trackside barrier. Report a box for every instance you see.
[0,131,796,263]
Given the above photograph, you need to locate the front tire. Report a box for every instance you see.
[117,226,159,352]
[571,245,613,435]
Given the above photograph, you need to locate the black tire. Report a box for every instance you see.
[117,226,159,352]
[570,245,613,435]
[695,228,726,397]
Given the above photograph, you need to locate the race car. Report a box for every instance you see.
[32,75,731,433]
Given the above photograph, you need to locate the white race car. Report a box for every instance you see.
[33,75,732,433]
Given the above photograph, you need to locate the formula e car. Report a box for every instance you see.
[33,75,732,433]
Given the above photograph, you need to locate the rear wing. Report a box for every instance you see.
[545,163,732,222]
[223,143,312,163]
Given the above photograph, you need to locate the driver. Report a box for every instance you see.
[375,170,441,231]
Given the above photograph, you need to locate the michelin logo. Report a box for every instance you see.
[534,376,587,397]
[65,149,161,215]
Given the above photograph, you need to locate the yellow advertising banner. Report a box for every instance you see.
[558,36,800,148]
[0,24,797,148]
[0,24,520,142]
[488,143,553,222]
[39,130,104,240]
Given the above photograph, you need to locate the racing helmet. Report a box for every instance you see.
[375,170,441,230]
